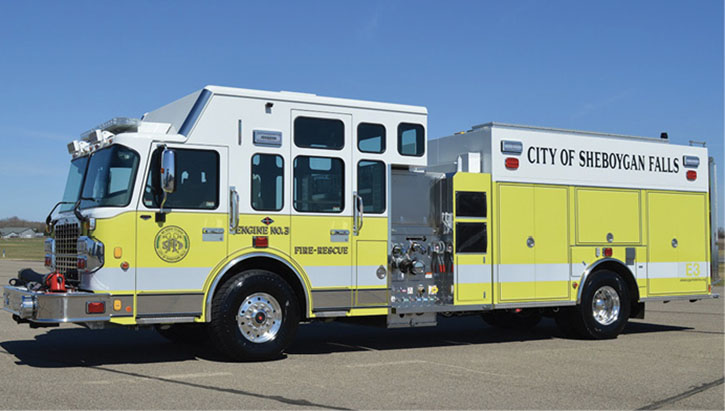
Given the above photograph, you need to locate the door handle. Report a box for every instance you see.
[526,236,535,248]
[229,186,239,232]
[353,191,364,236]
[140,215,151,220]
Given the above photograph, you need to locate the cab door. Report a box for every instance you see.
[352,122,389,308]
[135,144,228,318]
[290,111,354,313]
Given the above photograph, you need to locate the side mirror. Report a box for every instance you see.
[160,148,176,194]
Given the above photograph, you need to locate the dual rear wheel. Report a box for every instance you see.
[556,270,631,339]
[482,270,631,339]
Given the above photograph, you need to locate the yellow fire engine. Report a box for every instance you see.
[3,86,719,360]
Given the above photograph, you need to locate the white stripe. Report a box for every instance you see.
[136,266,211,290]
[356,264,387,287]
[305,265,352,288]
[496,263,570,283]
[82,267,135,291]
[456,264,492,284]
[648,261,709,279]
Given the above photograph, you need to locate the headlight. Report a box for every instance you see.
[77,236,104,273]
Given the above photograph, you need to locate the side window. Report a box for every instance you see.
[358,160,385,214]
[293,156,344,213]
[143,148,219,210]
[294,117,344,150]
[398,123,425,157]
[357,123,386,153]
[251,154,284,211]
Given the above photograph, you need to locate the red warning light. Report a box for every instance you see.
[505,157,519,170]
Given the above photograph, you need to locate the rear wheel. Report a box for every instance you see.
[562,270,631,339]
[482,310,542,330]
[209,269,300,361]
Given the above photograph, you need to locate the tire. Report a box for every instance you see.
[156,323,209,345]
[482,310,542,330]
[209,269,300,361]
[570,270,631,339]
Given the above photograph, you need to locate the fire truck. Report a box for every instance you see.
[3,86,719,360]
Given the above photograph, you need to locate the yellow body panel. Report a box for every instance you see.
[496,183,569,303]
[452,173,492,305]
[84,174,711,326]
[576,188,641,244]
[647,191,709,295]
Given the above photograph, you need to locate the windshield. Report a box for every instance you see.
[59,157,89,212]
[59,145,140,211]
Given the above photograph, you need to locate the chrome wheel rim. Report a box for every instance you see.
[237,292,282,343]
[591,285,620,326]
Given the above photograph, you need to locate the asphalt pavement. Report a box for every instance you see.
[0,260,722,409]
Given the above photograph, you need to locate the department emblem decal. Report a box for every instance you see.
[154,226,190,263]
[261,217,274,226]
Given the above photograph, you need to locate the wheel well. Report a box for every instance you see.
[210,256,308,320]
[584,260,640,316]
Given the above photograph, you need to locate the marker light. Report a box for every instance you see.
[501,140,523,155]
[45,256,52,267]
[253,236,269,248]
[682,155,700,168]
[505,157,519,170]
[77,257,87,269]
[114,247,123,259]
[86,302,105,314]
[603,248,613,258]
[686,170,697,181]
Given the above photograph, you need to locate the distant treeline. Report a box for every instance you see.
[0,217,45,232]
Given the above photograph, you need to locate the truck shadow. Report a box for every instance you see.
[0,316,691,367]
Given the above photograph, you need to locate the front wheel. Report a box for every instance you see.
[568,270,631,339]
[209,269,300,361]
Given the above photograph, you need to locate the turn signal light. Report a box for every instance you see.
[45,256,52,267]
[77,257,87,269]
[686,170,697,181]
[253,236,269,248]
[86,302,105,314]
[505,157,519,170]
[604,248,613,257]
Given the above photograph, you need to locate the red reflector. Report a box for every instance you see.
[77,258,87,269]
[86,302,105,314]
[505,157,519,170]
[604,248,613,257]
[686,170,697,181]
[253,236,269,248]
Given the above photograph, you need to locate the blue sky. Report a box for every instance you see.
[0,1,722,226]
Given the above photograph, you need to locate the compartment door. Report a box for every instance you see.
[576,189,641,244]
[497,184,535,301]
[647,192,709,295]
[534,186,570,300]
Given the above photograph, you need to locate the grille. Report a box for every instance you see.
[54,221,80,282]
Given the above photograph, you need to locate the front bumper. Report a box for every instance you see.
[3,285,111,323]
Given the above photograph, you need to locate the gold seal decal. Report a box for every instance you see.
[154,226,190,263]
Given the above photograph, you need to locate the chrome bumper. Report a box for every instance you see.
[3,285,111,323]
